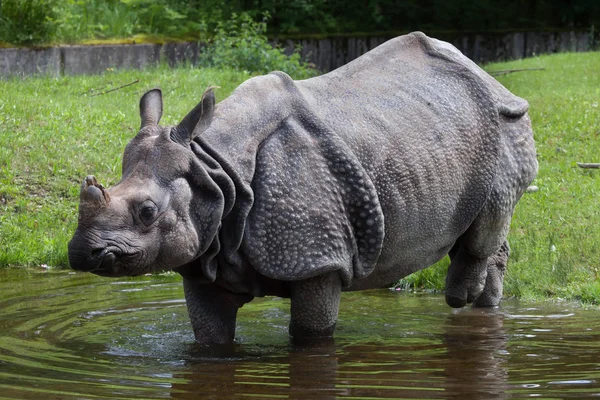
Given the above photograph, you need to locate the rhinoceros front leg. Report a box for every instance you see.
[289,271,342,341]
[183,278,252,345]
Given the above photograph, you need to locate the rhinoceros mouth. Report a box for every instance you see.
[91,247,148,277]
[81,247,119,275]
[69,230,148,276]
[93,249,118,275]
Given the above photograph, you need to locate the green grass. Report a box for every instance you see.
[402,52,600,303]
[1,52,600,303]
[0,66,252,267]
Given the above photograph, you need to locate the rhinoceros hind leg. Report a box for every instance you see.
[445,243,489,308]
[445,209,512,309]
[289,272,342,341]
[473,241,509,307]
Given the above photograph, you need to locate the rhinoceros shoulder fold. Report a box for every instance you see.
[242,112,385,287]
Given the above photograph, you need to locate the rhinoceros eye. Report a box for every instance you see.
[139,200,158,226]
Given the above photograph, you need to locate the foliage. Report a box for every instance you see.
[0,0,58,45]
[198,12,317,79]
[2,0,599,46]
[251,0,600,35]
[54,0,207,43]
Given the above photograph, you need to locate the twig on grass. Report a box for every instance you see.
[90,79,140,97]
[80,84,111,96]
[489,68,546,76]
[576,162,600,169]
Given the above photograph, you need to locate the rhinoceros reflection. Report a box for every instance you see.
[169,343,342,399]
[441,308,508,399]
[169,308,507,399]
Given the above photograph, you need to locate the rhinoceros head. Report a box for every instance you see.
[68,88,220,276]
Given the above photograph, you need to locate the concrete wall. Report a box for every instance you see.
[0,42,202,79]
[0,31,596,78]
[0,47,62,77]
[62,44,161,75]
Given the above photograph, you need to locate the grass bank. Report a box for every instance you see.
[1,52,599,303]
[0,66,252,267]
[402,52,600,303]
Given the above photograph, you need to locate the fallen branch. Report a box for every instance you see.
[91,79,140,96]
[80,84,110,96]
[576,162,600,169]
[489,68,546,76]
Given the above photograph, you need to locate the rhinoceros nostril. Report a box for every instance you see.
[90,248,105,258]
[99,252,116,270]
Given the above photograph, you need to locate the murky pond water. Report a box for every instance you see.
[1,268,600,399]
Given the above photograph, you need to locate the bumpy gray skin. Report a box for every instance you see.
[68,32,537,345]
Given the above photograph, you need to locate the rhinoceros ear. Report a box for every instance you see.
[140,89,163,128]
[171,87,216,145]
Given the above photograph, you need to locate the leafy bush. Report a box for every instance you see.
[55,0,135,42]
[199,12,317,79]
[55,0,206,43]
[120,0,206,37]
[0,0,58,45]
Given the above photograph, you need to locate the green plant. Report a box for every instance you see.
[54,0,207,43]
[117,0,204,37]
[0,0,58,45]
[199,12,317,79]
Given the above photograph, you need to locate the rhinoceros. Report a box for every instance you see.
[68,32,537,344]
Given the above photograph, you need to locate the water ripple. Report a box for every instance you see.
[1,270,600,399]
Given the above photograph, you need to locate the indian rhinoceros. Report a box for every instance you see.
[68,32,537,344]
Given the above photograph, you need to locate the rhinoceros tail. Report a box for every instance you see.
[498,96,529,118]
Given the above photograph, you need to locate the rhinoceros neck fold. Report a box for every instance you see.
[185,73,299,284]
[184,137,250,283]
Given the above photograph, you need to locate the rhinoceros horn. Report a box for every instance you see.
[79,175,110,208]
[139,88,163,128]
[171,87,216,145]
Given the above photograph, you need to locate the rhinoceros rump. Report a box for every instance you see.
[68,32,537,344]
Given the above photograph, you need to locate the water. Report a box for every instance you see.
[1,268,600,399]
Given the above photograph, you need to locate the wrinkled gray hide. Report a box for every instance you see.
[68,32,537,344]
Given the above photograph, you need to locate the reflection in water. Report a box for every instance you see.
[1,270,600,399]
[441,308,508,399]
[172,308,510,399]
[172,343,342,400]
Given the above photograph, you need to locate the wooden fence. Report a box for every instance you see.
[276,31,595,71]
